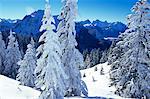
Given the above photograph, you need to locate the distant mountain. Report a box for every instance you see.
[0,10,126,52]
[76,20,126,40]
[76,22,112,52]
[14,10,43,37]
[0,18,16,32]
[75,19,126,52]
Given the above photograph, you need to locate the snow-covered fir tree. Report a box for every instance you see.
[107,40,117,65]
[57,0,84,96]
[0,32,6,74]
[83,49,91,69]
[30,37,35,47]
[30,37,36,56]
[83,48,101,69]
[83,49,89,59]
[17,42,36,87]
[90,48,101,66]
[109,0,150,98]
[108,33,129,87]
[95,48,101,64]
[89,49,95,67]
[100,49,109,63]
[84,54,91,69]
[35,0,67,99]
[3,30,22,79]
[74,49,85,70]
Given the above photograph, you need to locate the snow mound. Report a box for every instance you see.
[81,62,123,99]
[0,75,40,99]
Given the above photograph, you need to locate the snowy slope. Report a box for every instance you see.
[0,75,40,99]
[0,63,124,99]
[80,63,123,99]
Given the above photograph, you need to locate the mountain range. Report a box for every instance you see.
[0,10,127,53]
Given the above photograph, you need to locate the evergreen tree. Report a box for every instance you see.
[30,37,36,56]
[108,34,127,86]
[35,0,67,99]
[30,37,35,47]
[84,54,91,69]
[83,49,89,59]
[107,40,118,65]
[95,48,101,65]
[57,0,84,96]
[17,43,36,87]
[100,49,109,63]
[109,0,150,98]
[84,48,101,69]
[90,48,101,66]
[90,49,96,66]
[74,49,85,70]
[0,32,6,74]
[3,30,22,79]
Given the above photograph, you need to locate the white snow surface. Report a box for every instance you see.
[0,75,40,99]
[80,62,123,99]
[104,37,118,41]
[0,63,124,99]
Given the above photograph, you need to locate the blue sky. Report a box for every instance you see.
[0,0,137,23]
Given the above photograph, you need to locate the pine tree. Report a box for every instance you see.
[0,32,6,74]
[109,0,150,98]
[30,37,35,47]
[100,49,109,63]
[95,48,101,65]
[3,30,22,79]
[83,49,89,59]
[90,49,96,67]
[107,40,119,65]
[83,49,91,69]
[108,34,127,86]
[35,0,67,99]
[84,54,91,69]
[30,37,36,56]
[74,49,85,70]
[90,48,101,66]
[17,42,36,87]
[57,0,84,96]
